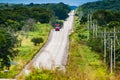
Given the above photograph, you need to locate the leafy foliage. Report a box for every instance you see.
[0,2,71,32]
[0,7,53,29]
[0,27,17,69]
[31,37,44,46]
[87,38,103,53]
[80,0,120,14]
[76,9,120,28]
[26,69,56,80]
[40,2,71,20]
[93,10,120,26]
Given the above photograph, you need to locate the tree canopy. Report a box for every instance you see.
[79,0,120,15]
[0,27,17,69]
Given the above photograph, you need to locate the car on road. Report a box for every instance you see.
[55,26,60,31]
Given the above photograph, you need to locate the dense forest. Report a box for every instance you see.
[77,0,120,27]
[0,2,70,20]
[80,0,120,14]
[0,2,71,70]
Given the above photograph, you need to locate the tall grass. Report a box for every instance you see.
[66,32,109,80]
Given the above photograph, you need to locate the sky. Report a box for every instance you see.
[0,0,99,6]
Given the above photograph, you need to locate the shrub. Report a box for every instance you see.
[87,38,103,53]
[31,37,43,46]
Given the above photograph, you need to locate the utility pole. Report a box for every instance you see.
[110,38,113,73]
[104,28,107,63]
[95,21,98,38]
[116,36,120,45]
[87,14,93,39]
[113,27,116,69]
[92,21,98,38]
[90,14,92,29]
[92,22,95,38]
[87,14,90,39]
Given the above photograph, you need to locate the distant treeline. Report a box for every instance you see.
[80,10,120,27]
[79,0,120,14]
[0,7,53,30]
[0,2,71,30]
[76,0,120,27]
[0,2,70,21]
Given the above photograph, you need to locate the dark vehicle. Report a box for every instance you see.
[55,23,60,31]
[55,26,60,31]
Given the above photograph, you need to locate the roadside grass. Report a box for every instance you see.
[20,68,66,80]
[65,16,109,80]
[66,32,109,80]
[0,23,51,78]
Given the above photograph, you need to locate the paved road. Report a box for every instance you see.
[33,11,74,70]
[15,10,74,79]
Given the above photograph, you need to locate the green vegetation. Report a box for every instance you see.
[0,27,17,69]
[0,5,53,72]
[76,10,120,27]
[0,7,53,28]
[0,2,71,20]
[0,2,70,78]
[76,0,120,78]
[80,0,120,14]
[1,0,120,79]
[42,2,71,20]
[20,1,120,79]
[0,23,51,78]
[31,37,44,46]
[93,10,120,26]
[20,16,113,80]
[19,69,66,80]
[65,17,109,80]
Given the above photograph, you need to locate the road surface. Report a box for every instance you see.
[15,10,74,79]
[33,11,74,70]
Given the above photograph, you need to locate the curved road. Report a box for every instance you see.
[15,11,74,78]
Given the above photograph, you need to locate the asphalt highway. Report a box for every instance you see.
[33,11,74,70]
[15,10,74,79]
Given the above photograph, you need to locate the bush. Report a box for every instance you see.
[87,38,103,53]
[51,20,63,28]
[31,37,43,46]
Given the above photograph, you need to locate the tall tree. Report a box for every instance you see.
[0,28,17,69]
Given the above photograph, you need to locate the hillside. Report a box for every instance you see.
[80,0,120,14]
